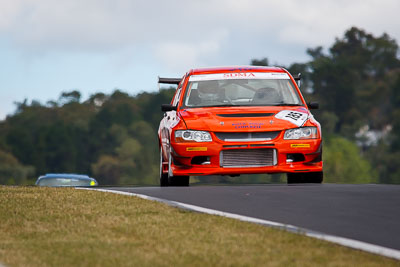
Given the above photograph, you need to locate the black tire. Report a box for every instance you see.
[161,151,190,187]
[160,149,169,187]
[160,173,169,187]
[168,175,190,186]
[287,171,323,184]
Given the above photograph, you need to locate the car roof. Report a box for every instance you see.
[188,65,286,75]
[40,173,94,180]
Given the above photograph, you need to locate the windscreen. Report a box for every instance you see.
[37,178,94,187]
[183,72,303,108]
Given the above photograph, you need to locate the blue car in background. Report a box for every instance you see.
[35,174,98,187]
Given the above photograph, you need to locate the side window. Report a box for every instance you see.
[172,76,186,106]
[172,87,182,106]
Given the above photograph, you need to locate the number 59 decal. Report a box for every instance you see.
[275,110,308,127]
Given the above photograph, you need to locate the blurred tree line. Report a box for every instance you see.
[0,26,399,185]
[0,89,175,185]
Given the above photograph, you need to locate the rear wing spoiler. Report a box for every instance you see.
[158,77,181,85]
[158,77,181,91]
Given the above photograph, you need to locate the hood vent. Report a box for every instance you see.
[217,113,274,118]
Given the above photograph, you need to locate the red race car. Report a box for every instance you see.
[158,66,323,186]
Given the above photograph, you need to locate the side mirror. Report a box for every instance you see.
[307,102,319,110]
[161,104,177,112]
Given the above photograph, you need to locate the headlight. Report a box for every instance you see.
[175,130,212,142]
[284,127,318,140]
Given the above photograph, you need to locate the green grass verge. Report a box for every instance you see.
[0,186,397,266]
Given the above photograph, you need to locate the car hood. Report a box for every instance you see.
[178,106,310,132]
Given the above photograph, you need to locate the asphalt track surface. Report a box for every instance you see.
[106,184,400,251]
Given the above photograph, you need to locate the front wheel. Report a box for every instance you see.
[160,149,169,187]
[167,154,189,186]
[168,175,190,186]
[287,171,323,184]
[160,150,190,187]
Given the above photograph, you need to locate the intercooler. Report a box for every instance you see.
[215,131,280,142]
[220,148,277,168]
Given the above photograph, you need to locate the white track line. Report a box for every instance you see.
[78,187,400,261]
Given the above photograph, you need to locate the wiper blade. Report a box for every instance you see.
[209,104,245,107]
[272,103,303,106]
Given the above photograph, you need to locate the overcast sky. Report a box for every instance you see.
[0,0,399,119]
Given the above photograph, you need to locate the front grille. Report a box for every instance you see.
[215,131,280,142]
[220,149,276,168]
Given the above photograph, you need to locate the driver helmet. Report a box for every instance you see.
[197,80,220,101]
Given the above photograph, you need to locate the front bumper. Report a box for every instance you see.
[169,133,323,176]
